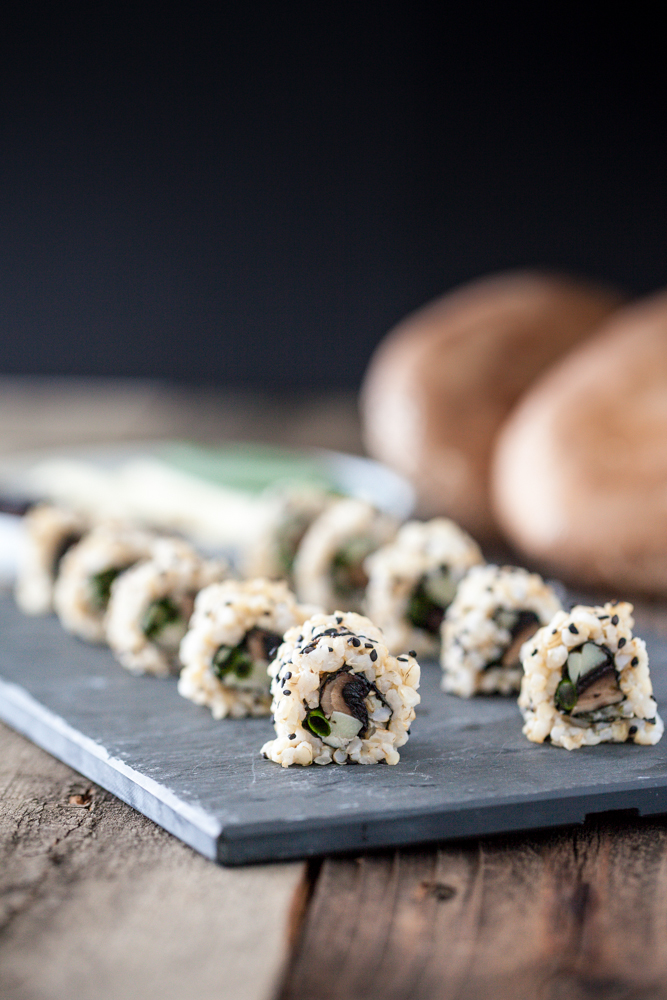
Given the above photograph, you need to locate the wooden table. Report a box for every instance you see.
[2,378,667,1000]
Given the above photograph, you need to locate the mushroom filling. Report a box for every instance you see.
[304,669,391,743]
[330,536,376,601]
[211,627,282,691]
[486,609,541,670]
[554,642,624,717]
[406,566,457,635]
[142,594,195,650]
[52,531,83,577]
[89,564,133,612]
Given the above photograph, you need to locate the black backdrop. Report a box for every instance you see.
[1,6,665,389]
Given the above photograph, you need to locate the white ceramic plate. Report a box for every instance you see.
[0,440,414,582]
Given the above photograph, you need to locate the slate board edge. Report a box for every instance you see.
[3,672,667,866]
[0,676,222,861]
[219,781,667,865]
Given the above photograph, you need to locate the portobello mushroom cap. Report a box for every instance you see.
[361,271,623,539]
[492,289,667,594]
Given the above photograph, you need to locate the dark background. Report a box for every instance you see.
[1,6,665,389]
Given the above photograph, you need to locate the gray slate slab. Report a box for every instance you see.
[2,592,667,865]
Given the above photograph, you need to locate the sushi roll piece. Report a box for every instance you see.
[178,578,316,718]
[365,518,484,656]
[106,537,228,677]
[293,498,398,613]
[241,484,332,583]
[261,611,420,767]
[519,601,664,749]
[441,564,562,697]
[53,521,156,642]
[15,503,87,615]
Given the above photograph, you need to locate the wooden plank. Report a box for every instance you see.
[0,721,305,1000]
[280,819,667,1000]
[0,377,363,455]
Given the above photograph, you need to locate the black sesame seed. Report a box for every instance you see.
[336,616,343,623]
[397,656,408,662]
[598,615,609,620]
[351,638,361,647]
[631,657,639,666]
[409,650,417,657]
[611,615,619,626]
[568,624,579,634]
[618,637,626,648]
[370,649,378,662]
[289,733,296,740]
[262,752,268,759]
[284,671,292,680]
[284,689,291,696]
[629,726,638,736]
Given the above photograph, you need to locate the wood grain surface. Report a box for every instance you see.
[0,721,304,1000]
[281,820,667,1000]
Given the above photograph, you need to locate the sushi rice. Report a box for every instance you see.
[261,610,420,767]
[519,600,663,749]
[179,577,317,718]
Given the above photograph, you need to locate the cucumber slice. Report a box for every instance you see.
[326,712,363,741]
[494,608,518,632]
[423,569,457,609]
[567,642,609,685]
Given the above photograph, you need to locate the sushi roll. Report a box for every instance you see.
[365,518,484,656]
[261,611,420,767]
[178,578,316,718]
[519,601,664,749]
[106,537,228,677]
[53,521,156,642]
[293,498,398,613]
[15,503,87,615]
[241,484,332,583]
[441,564,562,697]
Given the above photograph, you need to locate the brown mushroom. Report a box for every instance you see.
[361,271,623,539]
[571,667,624,715]
[245,628,284,664]
[321,672,357,717]
[501,618,541,669]
[320,671,371,734]
[492,289,667,594]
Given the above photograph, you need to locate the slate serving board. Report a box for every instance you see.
[2,592,667,866]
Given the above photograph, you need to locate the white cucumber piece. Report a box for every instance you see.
[327,711,363,740]
[495,608,518,632]
[424,571,457,608]
[567,642,609,684]
[154,620,188,651]
[224,660,271,691]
